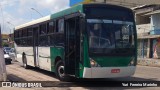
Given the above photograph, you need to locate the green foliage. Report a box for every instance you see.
[2,42,9,47]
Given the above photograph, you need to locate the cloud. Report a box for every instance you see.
[0,0,69,34]
[17,0,69,18]
[0,10,29,34]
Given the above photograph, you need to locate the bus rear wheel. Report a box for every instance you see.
[22,54,29,69]
[55,61,70,81]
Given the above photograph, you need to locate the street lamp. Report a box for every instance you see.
[7,21,15,34]
[6,21,15,48]
[31,8,43,17]
[7,21,15,27]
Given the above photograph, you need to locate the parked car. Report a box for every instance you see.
[3,47,12,54]
[4,50,12,64]
[9,48,16,61]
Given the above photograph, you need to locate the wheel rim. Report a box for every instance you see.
[58,65,64,77]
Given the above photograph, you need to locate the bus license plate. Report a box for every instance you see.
[111,69,120,73]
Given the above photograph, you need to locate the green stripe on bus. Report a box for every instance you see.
[50,47,64,72]
[51,4,83,19]
[91,56,131,67]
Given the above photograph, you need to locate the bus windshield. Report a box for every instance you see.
[87,19,135,55]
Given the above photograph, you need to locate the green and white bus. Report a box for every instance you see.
[14,4,137,81]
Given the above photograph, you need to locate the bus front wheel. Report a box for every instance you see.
[55,61,69,81]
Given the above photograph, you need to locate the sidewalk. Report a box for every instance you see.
[138,58,160,67]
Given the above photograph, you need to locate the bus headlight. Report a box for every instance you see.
[128,57,136,66]
[90,58,101,67]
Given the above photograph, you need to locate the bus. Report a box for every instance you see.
[14,4,137,81]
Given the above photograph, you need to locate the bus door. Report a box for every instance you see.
[64,16,81,76]
[33,27,39,67]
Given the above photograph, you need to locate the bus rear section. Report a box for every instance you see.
[81,4,137,78]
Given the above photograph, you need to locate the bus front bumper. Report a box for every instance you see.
[83,66,136,78]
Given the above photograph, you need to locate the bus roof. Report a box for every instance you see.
[15,4,83,30]
[15,3,132,30]
[15,16,50,30]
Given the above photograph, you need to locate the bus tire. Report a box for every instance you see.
[22,54,29,69]
[55,61,70,81]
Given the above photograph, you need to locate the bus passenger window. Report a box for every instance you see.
[23,29,28,37]
[49,21,54,33]
[18,30,22,38]
[40,24,47,35]
[14,31,19,38]
[21,38,27,46]
[39,36,48,46]
[28,28,33,36]
[27,37,33,46]
[58,19,64,32]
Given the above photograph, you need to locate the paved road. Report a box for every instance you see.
[6,62,59,81]
[4,61,160,90]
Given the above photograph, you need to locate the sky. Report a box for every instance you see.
[0,0,71,34]
[70,0,83,6]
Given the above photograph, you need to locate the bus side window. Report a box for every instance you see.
[40,24,47,35]
[19,30,23,46]
[48,21,55,46]
[49,21,54,33]
[14,31,19,45]
[39,36,47,46]
[21,38,28,47]
[28,28,33,36]
[19,30,22,38]
[39,23,49,46]
[14,30,19,38]
[49,34,55,46]
[22,29,28,47]
[22,29,28,37]
[27,37,33,46]
[56,19,64,47]
[58,19,64,33]
[27,28,33,46]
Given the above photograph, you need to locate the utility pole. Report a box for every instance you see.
[0,24,7,81]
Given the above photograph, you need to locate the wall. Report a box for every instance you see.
[95,0,160,8]
[136,24,151,34]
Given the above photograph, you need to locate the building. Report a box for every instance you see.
[95,0,160,7]
[133,5,160,60]
[94,0,160,8]
[2,34,9,43]
[70,0,160,8]
[1,34,13,47]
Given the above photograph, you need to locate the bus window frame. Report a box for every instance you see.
[57,18,64,33]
